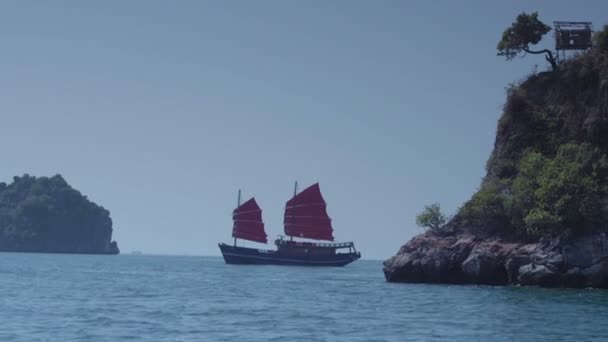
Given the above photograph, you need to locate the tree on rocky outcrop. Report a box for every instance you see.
[497,12,558,71]
[416,203,446,232]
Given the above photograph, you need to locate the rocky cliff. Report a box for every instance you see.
[0,174,119,254]
[385,27,608,288]
[384,228,608,288]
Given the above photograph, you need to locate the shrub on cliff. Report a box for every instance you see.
[416,203,447,233]
[460,180,511,237]
[515,144,608,238]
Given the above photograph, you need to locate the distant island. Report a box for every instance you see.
[0,174,119,254]
[384,16,608,288]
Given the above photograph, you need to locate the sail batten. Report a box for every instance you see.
[283,183,334,241]
[233,197,267,243]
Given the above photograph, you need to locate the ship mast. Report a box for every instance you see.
[290,181,298,241]
[234,189,241,247]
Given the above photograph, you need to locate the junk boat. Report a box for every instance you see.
[218,182,360,266]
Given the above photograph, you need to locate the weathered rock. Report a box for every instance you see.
[383,231,608,288]
[383,232,475,283]
[562,267,584,288]
[562,234,608,268]
[461,252,505,285]
[581,259,608,288]
[518,264,560,287]
[461,241,515,285]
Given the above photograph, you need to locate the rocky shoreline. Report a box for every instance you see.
[383,232,608,288]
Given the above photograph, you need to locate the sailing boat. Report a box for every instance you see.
[218,182,361,266]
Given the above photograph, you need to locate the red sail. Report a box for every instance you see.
[284,183,334,241]
[233,197,267,243]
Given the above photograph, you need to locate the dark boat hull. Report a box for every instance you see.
[218,243,360,267]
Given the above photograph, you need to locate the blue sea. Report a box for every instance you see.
[1,254,608,341]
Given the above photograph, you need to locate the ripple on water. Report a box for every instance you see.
[0,254,608,341]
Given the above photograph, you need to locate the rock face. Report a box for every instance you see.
[0,174,119,254]
[384,231,608,288]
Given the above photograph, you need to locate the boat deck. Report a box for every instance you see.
[275,239,355,249]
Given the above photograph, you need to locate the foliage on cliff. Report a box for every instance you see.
[497,12,557,70]
[0,174,119,254]
[457,25,608,241]
[416,203,447,233]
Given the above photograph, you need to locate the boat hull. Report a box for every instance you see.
[218,243,360,267]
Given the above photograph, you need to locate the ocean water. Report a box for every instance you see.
[1,254,608,341]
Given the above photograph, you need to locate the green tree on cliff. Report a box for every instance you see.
[416,203,446,232]
[513,144,608,237]
[497,12,558,71]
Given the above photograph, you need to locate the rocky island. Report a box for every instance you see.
[384,16,608,288]
[0,174,119,254]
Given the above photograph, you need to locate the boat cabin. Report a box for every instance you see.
[274,236,357,257]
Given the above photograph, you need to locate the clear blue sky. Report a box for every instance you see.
[0,1,606,259]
